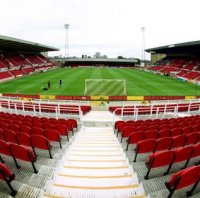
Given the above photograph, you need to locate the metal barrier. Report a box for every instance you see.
[0,98,85,122]
[112,102,200,124]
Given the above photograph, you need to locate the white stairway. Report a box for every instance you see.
[44,126,146,198]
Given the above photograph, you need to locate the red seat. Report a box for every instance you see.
[134,139,156,162]
[9,124,20,133]
[192,124,200,132]
[144,130,158,139]
[20,126,32,135]
[170,128,182,137]
[43,123,54,130]
[171,135,186,149]
[31,135,52,159]
[0,123,9,130]
[145,150,175,179]
[9,143,37,173]
[148,125,159,131]
[59,120,73,132]
[186,132,199,145]
[115,121,125,130]
[117,123,129,136]
[159,124,169,131]
[154,137,173,152]
[67,119,77,129]
[0,129,5,141]
[166,165,200,198]
[16,133,33,152]
[0,162,16,196]
[23,121,32,128]
[0,140,13,164]
[191,143,200,160]
[121,126,135,142]
[55,124,69,140]
[4,130,18,144]
[32,122,43,128]
[166,146,194,174]
[126,132,144,151]
[32,127,45,136]
[159,129,170,138]
[45,129,62,148]
[182,126,192,135]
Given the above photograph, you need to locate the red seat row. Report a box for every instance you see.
[133,136,200,162]
[144,144,200,179]
[0,129,53,157]
[115,115,200,132]
[0,123,68,142]
[0,112,77,130]
[116,117,200,135]
[0,141,37,173]
[126,131,200,150]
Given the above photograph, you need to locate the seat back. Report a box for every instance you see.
[122,126,135,138]
[4,130,18,144]
[144,130,158,139]
[17,133,32,147]
[168,165,200,190]
[137,139,156,153]
[171,135,186,149]
[115,121,125,130]
[170,128,182,137]
[20,126,32,135]
[0,129,5,141]
[192,143,200,158]
[0,140,11,156]
[45,129,60,142]
[182,126,192,135]
[159,129,170,138]
[174,146,194,163]
[55,124,67,136]
[67,119,77,129]
[31,135,50,150]
[0,162,14,180]
[147,150,175,168]
[9,143,36,162]
[186,132,199,145]
[32,127,45,136]
[128,132,144,144]
[155,137,173,152]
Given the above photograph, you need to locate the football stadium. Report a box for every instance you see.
[0,1,200,198]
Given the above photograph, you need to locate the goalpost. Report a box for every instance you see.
[84,79,127,96]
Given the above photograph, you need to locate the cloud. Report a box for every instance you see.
[0,0,199,59]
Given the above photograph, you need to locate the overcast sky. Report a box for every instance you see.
[0,0,200,59]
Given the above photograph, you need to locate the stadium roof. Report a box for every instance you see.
[145,40,200,54]
[65,58,139,64]
[0,35,59,52]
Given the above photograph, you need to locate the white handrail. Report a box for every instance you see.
[112,102,200,125]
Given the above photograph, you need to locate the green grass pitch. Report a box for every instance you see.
[84,79,126,96]
[0,67,199,96]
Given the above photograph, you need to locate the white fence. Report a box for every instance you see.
[112,101,200,123]
[0,98,87,121]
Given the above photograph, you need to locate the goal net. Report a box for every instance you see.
[84,79,127,96]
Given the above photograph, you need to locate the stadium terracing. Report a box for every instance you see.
[0,35,199,198]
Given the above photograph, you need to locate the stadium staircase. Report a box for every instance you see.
[44,111,146,198]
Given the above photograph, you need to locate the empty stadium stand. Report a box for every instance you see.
[148,56,200,81]
[0,53,55,81]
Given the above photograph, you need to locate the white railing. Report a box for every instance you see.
[112,102,200,124]
[0,98,86,122]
